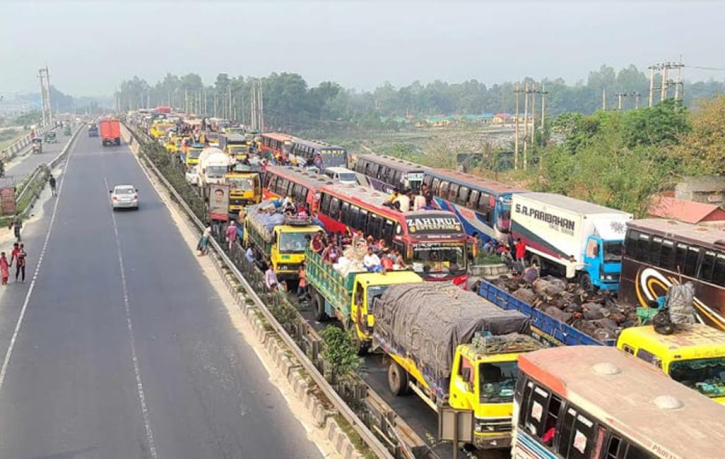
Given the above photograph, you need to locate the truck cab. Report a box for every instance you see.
[581,235,624,291]
[617,324,725,404]
[268,224,322,280]
[225,172,262,212]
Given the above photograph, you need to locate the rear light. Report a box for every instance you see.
[133,194,138,200]
[112,196,117,200]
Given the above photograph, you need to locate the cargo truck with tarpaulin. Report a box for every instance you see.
[372,283,543,450]
[510,192,632,291]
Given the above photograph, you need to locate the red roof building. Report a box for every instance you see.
[647,196,725,224]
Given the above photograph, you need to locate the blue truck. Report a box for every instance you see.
[477,278,613,347]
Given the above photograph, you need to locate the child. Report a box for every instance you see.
[0,252,8,285]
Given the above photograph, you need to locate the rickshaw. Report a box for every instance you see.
[44,131,57,143]
[64,125,72,136]
[31,138,43,153]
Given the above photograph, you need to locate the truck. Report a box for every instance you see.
[372,283,543,449]
[218,133,251,162]
[225,170,262,213]
[510,192,633,291]
[244,204,323,282]
[197,147,231,188]
[88,123,99,137]
[99,118,121,146]
[477,277,725,404]
[306,247,422,352]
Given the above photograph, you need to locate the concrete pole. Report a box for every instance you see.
[514,83,520,171]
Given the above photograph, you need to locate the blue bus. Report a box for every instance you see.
[352,154,429,194]
[422,169,526,242]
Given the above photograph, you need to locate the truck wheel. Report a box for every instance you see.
[388,362,409,396]
[580,273,593,292]
[530,254,544,272]
[312,293,328,322]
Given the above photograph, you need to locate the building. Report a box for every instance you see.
[648,195,725,224]
[675,176,725,205]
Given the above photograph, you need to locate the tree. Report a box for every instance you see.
[621,99,690,148]
[674,94,725,175]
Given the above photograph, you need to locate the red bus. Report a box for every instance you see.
[317,183,469,286]
[262,165,334,213]
[260,133,293,158]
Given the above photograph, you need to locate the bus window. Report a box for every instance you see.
[368,213,383,238]
[320,193,332,214]
[358,209,369,234]
[457,186,469,206]
[563,411,596,459]
[660,239,675,270]
[624,443,656,459]
[604,433,624,459]
[700,250,716,283]
[714,254,725,286]
[330,198,341,218]
[448,183,459,202]
[636,233,650,262]
[674,243,688,272]
[265,174,277,189]
[341,202,350,225]
[423,175,433,189]
[523,385,549,438]
[278,178,290,196]
[393,170,402,187]
[350,206,360,228]
[439,181,449,198]
[649,236,662,265]
[468,190,480,209]
[431,178,440,193]
[382,219,394,244]
[684,245,700,277]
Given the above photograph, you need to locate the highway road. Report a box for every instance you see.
[5,131,69,180]
[0,131,324,459]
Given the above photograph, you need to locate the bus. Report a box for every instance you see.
[260,133,293,158]
[317,183,470,286]
[352,154,429,194]
[422,169,526,242]
[513,346,725,459]
[621,218,725,332]
[289,138,347,169]
[262,165,334,213]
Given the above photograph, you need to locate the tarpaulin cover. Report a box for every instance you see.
[247,200,322,239]
[667,282,697,325]
[373,283,530,381]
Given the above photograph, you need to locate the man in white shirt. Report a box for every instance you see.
[363,247,382,272]
[565,255,584,282]
[413,191,426,211]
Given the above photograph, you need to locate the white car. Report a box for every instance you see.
[186,165,199,186]
[110,184,139,210]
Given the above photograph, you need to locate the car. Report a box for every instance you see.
[110,184,139,210]
[185,165,199,186]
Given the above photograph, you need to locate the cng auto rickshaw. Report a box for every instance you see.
[31,138,43,153]
[44,131,57,143]
[64,125,72,136]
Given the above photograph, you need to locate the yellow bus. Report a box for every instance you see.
[513,346,725,459]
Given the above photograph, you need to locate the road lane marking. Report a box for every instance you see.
[0,137,73,399]
[104,176,159,459]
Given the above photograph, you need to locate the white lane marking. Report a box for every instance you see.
[0,140,72,398]
[104,176,159,459]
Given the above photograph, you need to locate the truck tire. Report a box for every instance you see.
[580,273,594,292]
[312,291,328,322]
[388,361,410,396]
[530,254,544,272]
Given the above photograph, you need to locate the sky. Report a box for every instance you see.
[2,0,725,97]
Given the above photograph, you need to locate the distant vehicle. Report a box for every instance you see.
[44,131,57,143]
[185,165,199,186]
[323,166,357,185]
[88,123,99,137]
[110,184,139,210]
[99,118,121,146]
[31,138,42,153]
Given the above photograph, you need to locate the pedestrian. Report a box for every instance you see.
[8,214,22,242]
[49,174,57,196]
[565,255,583,283]
[225,220,238,252]
[0,252,8,285]
[197,223,212,256]
[515,238,526,263]
[297,262,309,301]
[265,264,279,291]
[15,243,26,283]
[245,245,256,264]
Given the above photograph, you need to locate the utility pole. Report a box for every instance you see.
[673,58,685,101]
[523,82,529,170]
[540,86,548,130]
[38,66,52,126]
[602,88,606,111]
[648,64,661,107]
[530,84,537,154]
[513,83,522,170]
[184,89,188,114]
[660,64,669,102]
[631,92,641,109]
[616,92,628,110]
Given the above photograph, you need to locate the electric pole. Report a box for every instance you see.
[631,92,641,109]
[660,64,669,101]
[648,64,661,107]
[616,92,628,110]
[540,86,548,130]
[602,88,606,111]
[523,82,529,170]
[513,84,522,170]
[530,84,537,155]
[38,66,52,126]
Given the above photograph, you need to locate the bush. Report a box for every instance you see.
[319,326,363,384]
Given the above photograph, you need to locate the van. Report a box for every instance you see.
[323,167,357,185]
[617,324,725,404]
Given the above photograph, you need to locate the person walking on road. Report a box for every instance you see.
[225,220,238,252]
[197,224,212,256]
[49,174,57,197]
[8,214,22,242]
[15,243,26,283]
[0,252,9,286]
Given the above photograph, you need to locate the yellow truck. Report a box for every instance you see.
[306,247,422,353]
[617,324,725,404]
[244,205,322,282]
[150,122,174,139]
[373,283,543,450]
[225,171,262,213]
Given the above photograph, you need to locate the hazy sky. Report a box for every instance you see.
[2,1,725,97]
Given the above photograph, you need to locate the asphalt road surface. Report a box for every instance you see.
[0,131,324,459]
[5,131,69,180]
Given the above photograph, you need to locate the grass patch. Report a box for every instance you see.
[333,414,376,459]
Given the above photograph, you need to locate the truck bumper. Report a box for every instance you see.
[473,432,511,450]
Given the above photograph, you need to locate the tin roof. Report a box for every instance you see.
[648,196,725,224]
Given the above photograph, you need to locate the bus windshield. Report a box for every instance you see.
[206,165,228,178]
[411,244,466,276]
[479,361,518,403]
[603,241,623,262]
[278,232,310,254]
[669,357,725,398]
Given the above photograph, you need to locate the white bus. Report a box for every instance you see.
[513,346,725,459]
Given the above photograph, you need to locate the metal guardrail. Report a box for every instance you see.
[122,122,397,459]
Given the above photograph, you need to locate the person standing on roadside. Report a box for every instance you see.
[197,223,212,256]
[49,174,57,197]
[8,214,22,242]
[225,220,238,252]
[0,252,9,286]
[15,243,26,283]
